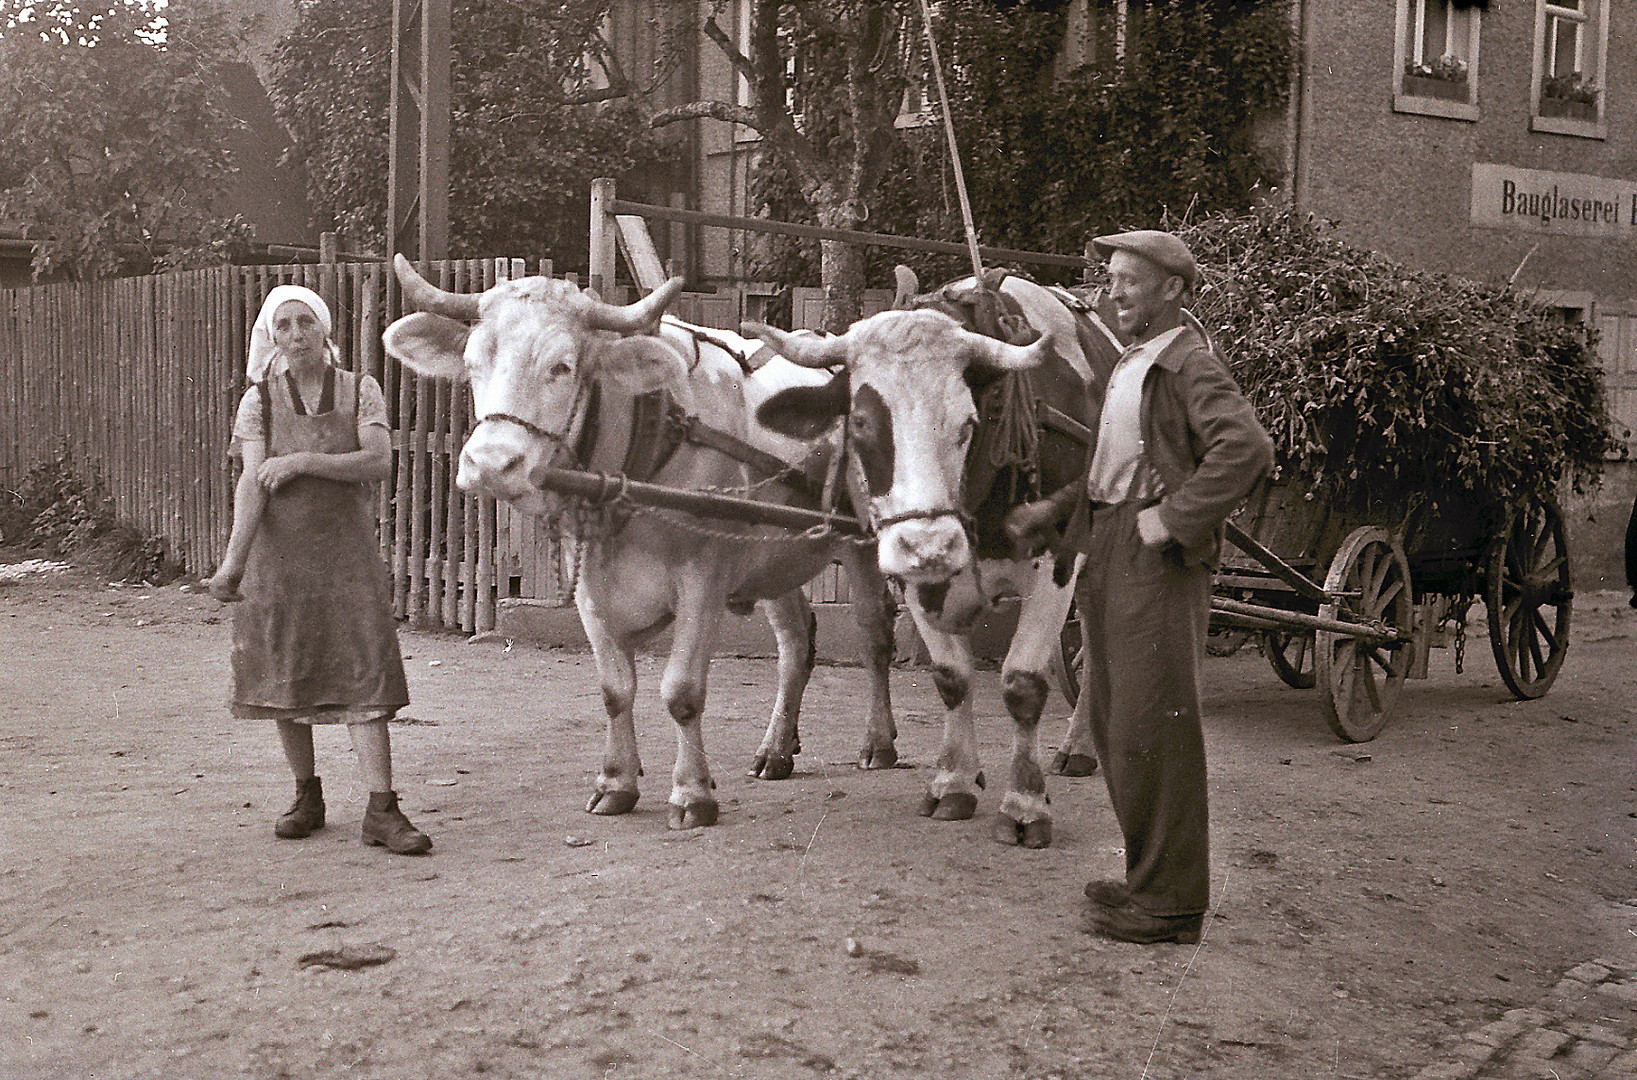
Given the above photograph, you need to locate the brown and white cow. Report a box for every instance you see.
[382,257,898,829]
[747,273,1122,847]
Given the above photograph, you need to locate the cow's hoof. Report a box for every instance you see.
[586,790,639,816]
[750,753,794,781]
[917,791,978,820]
[858,744,898,770]
[990,812,1053,848]
[668,800,719,830]
[1051,751,1099,777]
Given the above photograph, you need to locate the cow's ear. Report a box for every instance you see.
[595,336,694,405]
[384,313,471,381]
[756,372,850,440]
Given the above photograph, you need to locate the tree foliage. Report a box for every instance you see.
[1180,208,1615,526]
[0,0,252,280]
[751,0,1295,291]
[270,0,673,268]
[651,0,914,328]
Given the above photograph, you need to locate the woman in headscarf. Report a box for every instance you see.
[208,285,431,855]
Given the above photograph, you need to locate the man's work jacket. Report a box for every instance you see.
[1072,323,1274,569]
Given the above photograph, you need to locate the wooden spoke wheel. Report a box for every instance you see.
[1262,628,1316,689]
[1486,495,1571,700]
[1316,527,1414,742]
[1051,599,1083,708]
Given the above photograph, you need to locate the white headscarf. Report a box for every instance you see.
[247,284,339,382]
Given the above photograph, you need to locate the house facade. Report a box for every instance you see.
[1265,0,1636,586]
[603,0,1635,585]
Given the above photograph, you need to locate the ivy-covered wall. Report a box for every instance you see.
[739,0,1296,289]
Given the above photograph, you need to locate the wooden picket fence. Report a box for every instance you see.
[0,259,669,631]
[0,256,877,633]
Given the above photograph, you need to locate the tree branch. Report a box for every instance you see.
[650,99,760,130]
[702,17,756,89]
[560,83,634,107]
[788,0,841,39]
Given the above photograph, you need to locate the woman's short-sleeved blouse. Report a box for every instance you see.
[230,370,389,454]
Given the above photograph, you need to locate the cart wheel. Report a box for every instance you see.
[1207,627,1253,658]
[1316,526,1413,742]
[1262,629,1316,689]
[1050,598,1082,708]
[1486,495,1571,700]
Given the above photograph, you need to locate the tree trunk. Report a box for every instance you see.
[816,201,867,332]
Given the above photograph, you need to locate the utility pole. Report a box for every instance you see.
[387,0,450,261]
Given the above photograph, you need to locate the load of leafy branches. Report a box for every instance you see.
[1174,208,1616,531]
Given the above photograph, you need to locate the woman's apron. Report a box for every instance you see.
[230,367,409,722]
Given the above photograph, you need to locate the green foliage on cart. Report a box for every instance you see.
[1176,208,1616,529]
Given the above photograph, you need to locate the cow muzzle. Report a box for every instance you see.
[877,511,971,584]
[457,425,537,502]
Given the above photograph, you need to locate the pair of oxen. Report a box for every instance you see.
[384,257,1123,849]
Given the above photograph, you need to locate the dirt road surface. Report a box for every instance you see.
[4,553,1636,1080]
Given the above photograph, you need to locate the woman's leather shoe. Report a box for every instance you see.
[361,790,432,855]
[275,777,325,839]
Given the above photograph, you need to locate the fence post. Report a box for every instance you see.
[589,177,617,297]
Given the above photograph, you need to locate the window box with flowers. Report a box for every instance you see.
[1403,55,1470,101]
[1538,72,1598,120]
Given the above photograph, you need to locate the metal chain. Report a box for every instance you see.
[620,494,855,548]
[544,499,613,603]
[544,489,861,563]
[1440,592,1473,675]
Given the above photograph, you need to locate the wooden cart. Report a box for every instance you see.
[539,463,1572,746]
[1200,482,1573,741]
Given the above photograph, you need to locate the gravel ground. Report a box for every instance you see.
[3,553,1636,1079]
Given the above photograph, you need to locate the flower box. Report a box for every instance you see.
[1538,95,1597,121]
[1403,74,1468,102]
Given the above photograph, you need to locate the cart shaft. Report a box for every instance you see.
[1211,596,1404,643]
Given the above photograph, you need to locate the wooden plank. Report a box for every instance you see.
[589,177,618,296]
[358,263,394,568]
[408,267,434,623]
[430,265,455,627]
[615,214,669,293]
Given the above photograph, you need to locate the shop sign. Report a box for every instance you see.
[1471,164,1637,237]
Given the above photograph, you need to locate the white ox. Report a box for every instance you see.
[746,275,1121,847]
[383,257,898,829]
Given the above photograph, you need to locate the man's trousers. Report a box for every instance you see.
[1076,500,1212,917]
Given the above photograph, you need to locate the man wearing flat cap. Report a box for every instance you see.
[1072,229,1272,944]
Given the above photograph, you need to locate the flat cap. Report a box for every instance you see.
[1091,230,1198,289]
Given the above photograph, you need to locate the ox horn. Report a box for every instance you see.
[394,254,481,321]
[583,277,687,333]
[965,328,1054,371]
[891,265,919,309]
[740,322,850,369]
